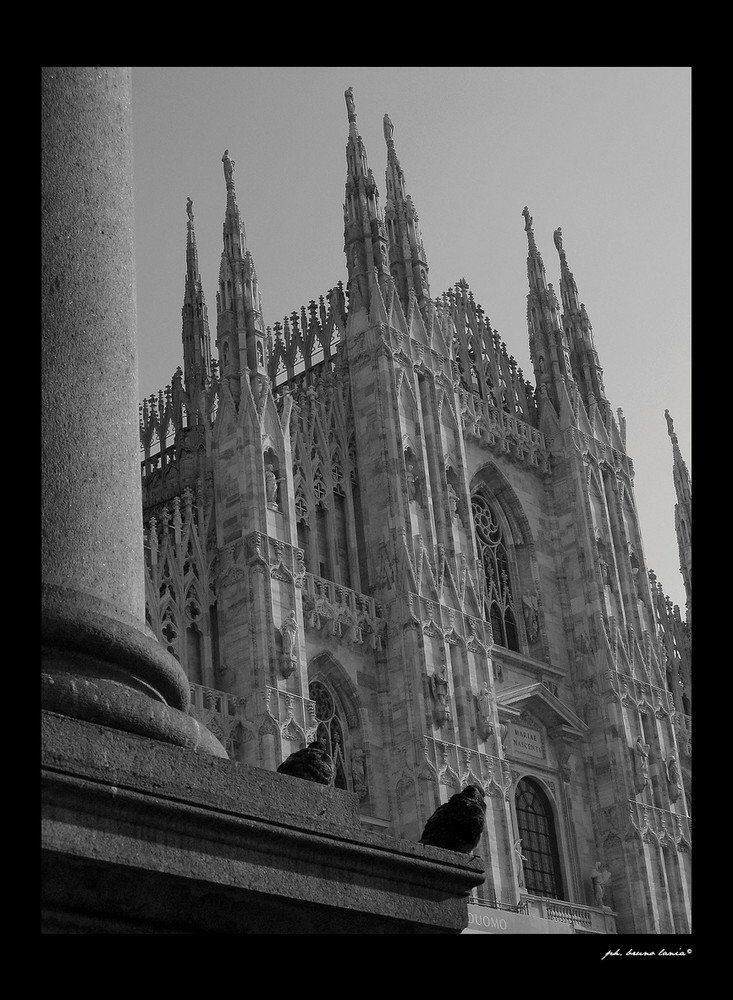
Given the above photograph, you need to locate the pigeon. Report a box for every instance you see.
[276,739,335,785]
[419,784,486,854]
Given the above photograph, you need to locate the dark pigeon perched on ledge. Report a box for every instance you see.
[419,784,487,854]
[277,739,335,785]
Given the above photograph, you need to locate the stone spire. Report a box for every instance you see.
[383,112,430,315]
[342,87,392,313]
[665,409,692,621]
[221,149,246,260]
[523,206,546,293]
[522,207,574,410]
[216,149,267,401]
[553,226,608,414]
[182,197,212,391]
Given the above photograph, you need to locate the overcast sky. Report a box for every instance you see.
[130,66,691,614]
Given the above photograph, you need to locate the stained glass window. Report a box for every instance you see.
[309,679,348,790]
[515,777,563,899]
[472,491,520,651]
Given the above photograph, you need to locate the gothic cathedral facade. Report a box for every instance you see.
[139,90,692,935]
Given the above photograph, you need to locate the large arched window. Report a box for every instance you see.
[309,679,349,790]
[515,777,564,899]
[472,491,519,651]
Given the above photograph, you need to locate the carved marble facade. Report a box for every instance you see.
[138,90,691,934]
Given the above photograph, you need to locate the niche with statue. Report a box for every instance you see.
[263,447,283,510]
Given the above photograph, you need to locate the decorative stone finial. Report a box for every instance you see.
[186,197,194,223]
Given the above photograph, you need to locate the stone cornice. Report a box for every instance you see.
[42,712,484,933]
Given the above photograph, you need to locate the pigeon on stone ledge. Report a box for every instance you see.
[276,739,335,785]
[419,784,486,854]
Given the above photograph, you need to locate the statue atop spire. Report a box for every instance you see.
[222,149,235,188]
[554,227,575,294]
[185,197,198,271]
[345,87,356,122]
[665,408,677,442]
[383,113,394,144]
[554,224,578,305]
[523,206,539,256]
[550,222,604,409]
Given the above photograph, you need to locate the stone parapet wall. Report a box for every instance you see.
[42,711,484,934]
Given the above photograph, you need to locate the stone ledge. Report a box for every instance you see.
[42,712,485,933]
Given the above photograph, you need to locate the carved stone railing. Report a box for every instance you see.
[467,893,617,934]
[469,893,528,915]
[188,683,246,757]
[260,685,318,745]
[301,573,384,649]
[268,285,347,389]
[460,393,550,473]
[604,667,677,717]
[545,898,593,928]
[139,367,220,465]
[629,800,691,850]
[188,682,319,759]
[422,736,511,800]
[523,895,617,934]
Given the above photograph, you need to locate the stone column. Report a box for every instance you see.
[41,67,225,756]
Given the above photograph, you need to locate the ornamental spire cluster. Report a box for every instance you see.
[553,226,607,413]
[383,111,430,315]
[522,206,574,407]
[342,87,392,312]
[212,149,267,400]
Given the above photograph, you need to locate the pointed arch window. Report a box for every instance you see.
[472,491,519,651]
[308,679,348,790]
[515,777,564,899]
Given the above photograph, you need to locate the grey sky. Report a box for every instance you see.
[130,66,691,613]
